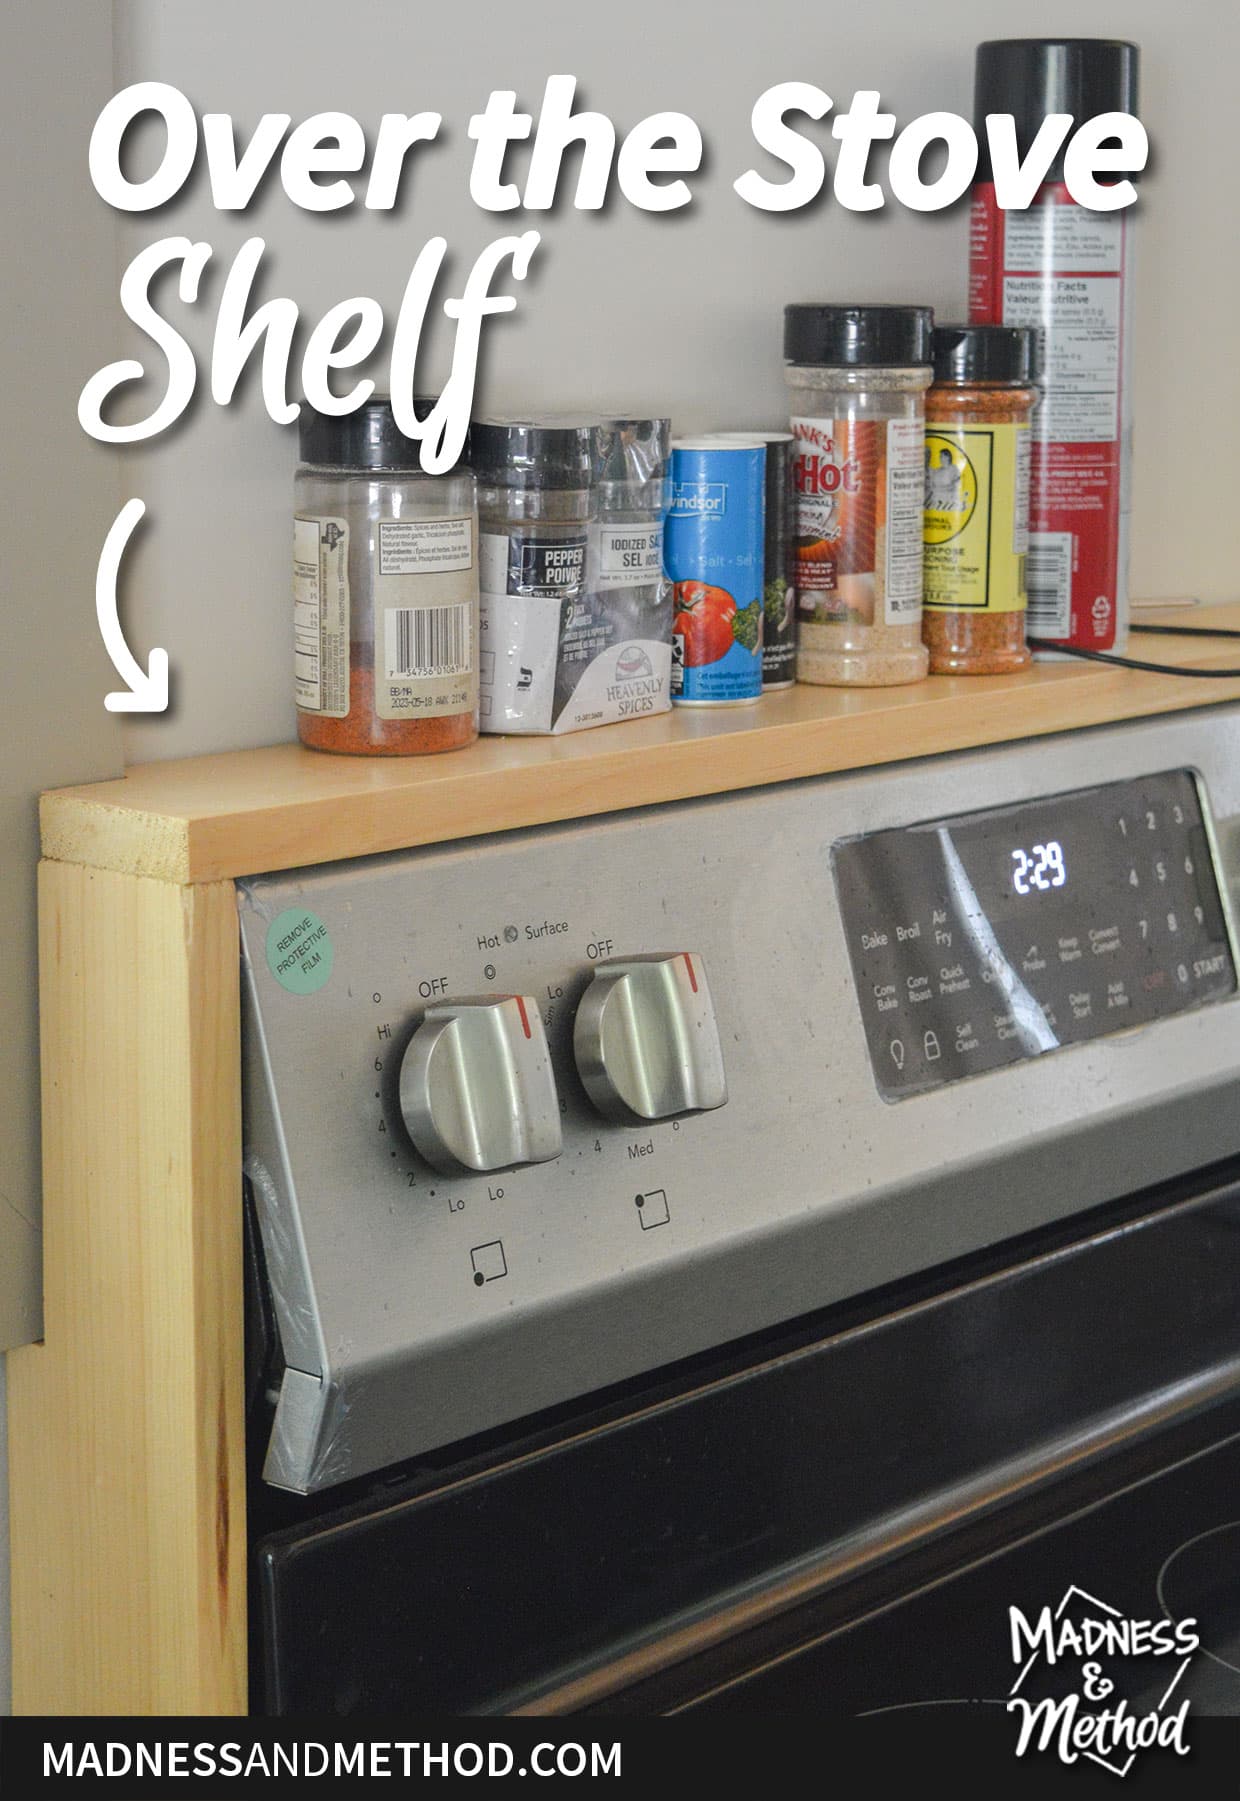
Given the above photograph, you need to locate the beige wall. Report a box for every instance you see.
[3,0,1238,1716]
[110,0,1240,766]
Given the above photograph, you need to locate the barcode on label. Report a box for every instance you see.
[1025,532,1074,637]
[385,603,472,679]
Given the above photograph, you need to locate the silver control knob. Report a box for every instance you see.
[399,995,562,1174]
[573,952,727,1124]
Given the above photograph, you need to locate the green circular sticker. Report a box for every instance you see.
[266,907,333,994]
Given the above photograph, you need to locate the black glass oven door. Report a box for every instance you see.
[254,1163,1240,1717]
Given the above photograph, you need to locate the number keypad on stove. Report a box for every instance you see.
[834,771,1236,1098]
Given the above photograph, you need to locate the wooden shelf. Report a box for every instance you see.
[41,604,1240,884]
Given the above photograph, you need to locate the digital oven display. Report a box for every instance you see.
[834,770,1237,1099]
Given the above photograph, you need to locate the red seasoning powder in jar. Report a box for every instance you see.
[922,325,1037,675]
[294,398,480,755]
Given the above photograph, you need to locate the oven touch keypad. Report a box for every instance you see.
[834,771,1237,1099]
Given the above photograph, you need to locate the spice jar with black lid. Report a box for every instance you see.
[785,303,933,687]
[294,397,479,755]
[922,324,1038,675]
[472,416,594,733]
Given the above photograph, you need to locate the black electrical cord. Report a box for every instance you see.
[1027,623,1240,678]
[1132,623,1240,639]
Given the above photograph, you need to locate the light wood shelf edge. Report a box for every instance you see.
[39,797,194,884]
[8,866,246,1713]
[38,604,1240,884]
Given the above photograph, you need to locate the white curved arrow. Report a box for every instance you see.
[97,498,169,713]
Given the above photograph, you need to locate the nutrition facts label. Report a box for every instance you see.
[883,418,925,621]
[999,201,1127,445]
[1003,273,1122,442]
[293,515,350,718]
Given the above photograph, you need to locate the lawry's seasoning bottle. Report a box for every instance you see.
[294,398,479,755]
[785,305,933,687]
[923,324,1038,675]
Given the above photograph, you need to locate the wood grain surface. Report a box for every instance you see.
[39,605,1240,884]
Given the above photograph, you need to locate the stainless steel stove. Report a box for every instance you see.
[238,706,1240,1716]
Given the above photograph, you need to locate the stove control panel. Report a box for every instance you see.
[239,719,1240,1493]
[573,952,728,1124]
[398,994,562,1175]
[835,771,1236,1098]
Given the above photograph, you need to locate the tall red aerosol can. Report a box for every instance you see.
[969,39,1140,656]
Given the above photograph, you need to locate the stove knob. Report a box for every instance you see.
[573,952,728,1124]
[399,995,562,1174]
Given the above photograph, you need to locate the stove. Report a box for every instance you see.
[237,705,1240,1715]
[682,1416,1240,1723]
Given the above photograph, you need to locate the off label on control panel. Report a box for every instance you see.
[834,770,1237,1099]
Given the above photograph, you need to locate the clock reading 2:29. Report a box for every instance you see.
[1011,841,1067,895]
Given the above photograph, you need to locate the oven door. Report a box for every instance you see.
[253,1161,1240,1717]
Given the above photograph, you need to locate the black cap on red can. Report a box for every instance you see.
[974,40,1140,182]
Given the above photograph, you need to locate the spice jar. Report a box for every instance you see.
[592,416,671,626]
[472,417,593,733]
[588,416,675,718]
[784,304,933,687]
[922,325,1037,675]
[294,398,479,755]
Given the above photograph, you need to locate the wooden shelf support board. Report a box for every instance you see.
[7,867,245,1713]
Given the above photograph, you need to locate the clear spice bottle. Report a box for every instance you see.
[294,398,479,755]
[784,304,933,686]
[471,417,593,733]
[923,325,1037,675]
[591,416,671,630]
